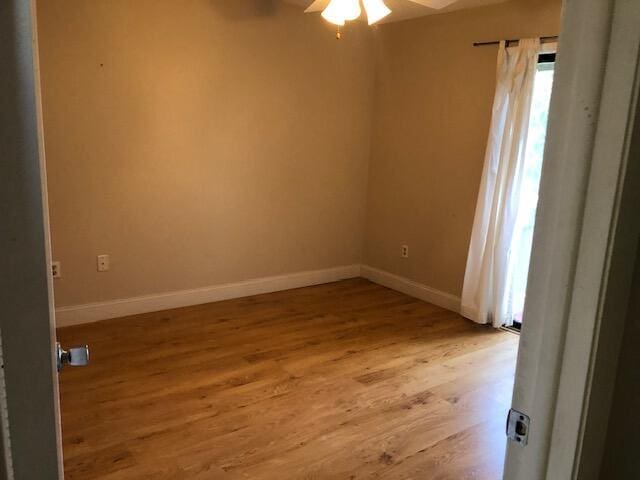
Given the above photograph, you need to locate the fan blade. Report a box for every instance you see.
[305,0,331,13]
[405,0,460,9]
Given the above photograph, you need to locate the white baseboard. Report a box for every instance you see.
[55,264,461,327]
[360,265,461,314]
[55,265,362,327]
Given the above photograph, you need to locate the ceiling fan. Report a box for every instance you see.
[304,0,461,26]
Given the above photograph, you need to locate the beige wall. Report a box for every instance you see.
[364,0,563,296]
[37,0,375,307]
[39,0,563,309]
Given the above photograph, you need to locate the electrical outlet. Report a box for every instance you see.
[97,254,110,272]
[401,245,409,258]
[51,261,61,279]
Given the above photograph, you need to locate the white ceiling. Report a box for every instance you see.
[283,0,511,24]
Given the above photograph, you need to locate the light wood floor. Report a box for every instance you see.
[57,278,519,479]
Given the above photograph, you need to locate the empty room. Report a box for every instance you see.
[4,0,640,479]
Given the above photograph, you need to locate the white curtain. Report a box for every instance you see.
[461,38,541,328]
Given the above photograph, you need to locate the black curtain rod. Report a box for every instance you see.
[473,35,559,47]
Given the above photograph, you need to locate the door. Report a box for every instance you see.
[1,0,63,477]
[504,0,640,478]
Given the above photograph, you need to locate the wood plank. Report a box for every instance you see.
[57,278,519,479]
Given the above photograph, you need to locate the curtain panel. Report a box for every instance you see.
[461,38,541,328]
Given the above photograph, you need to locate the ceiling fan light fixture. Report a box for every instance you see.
[362,0,391,25]
[321,0,362,26]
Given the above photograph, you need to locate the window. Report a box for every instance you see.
[510,53,555,330]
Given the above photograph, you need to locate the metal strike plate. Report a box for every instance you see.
[506,408,530,445]
[57,343,90,371]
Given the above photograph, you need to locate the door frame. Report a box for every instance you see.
[2,0,640,479]
[504,0,640,478]
[0,0,63,478]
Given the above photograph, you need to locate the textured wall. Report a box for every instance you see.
[364,0,563,296]
[38,0,564,308]
[37,0,375,306]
